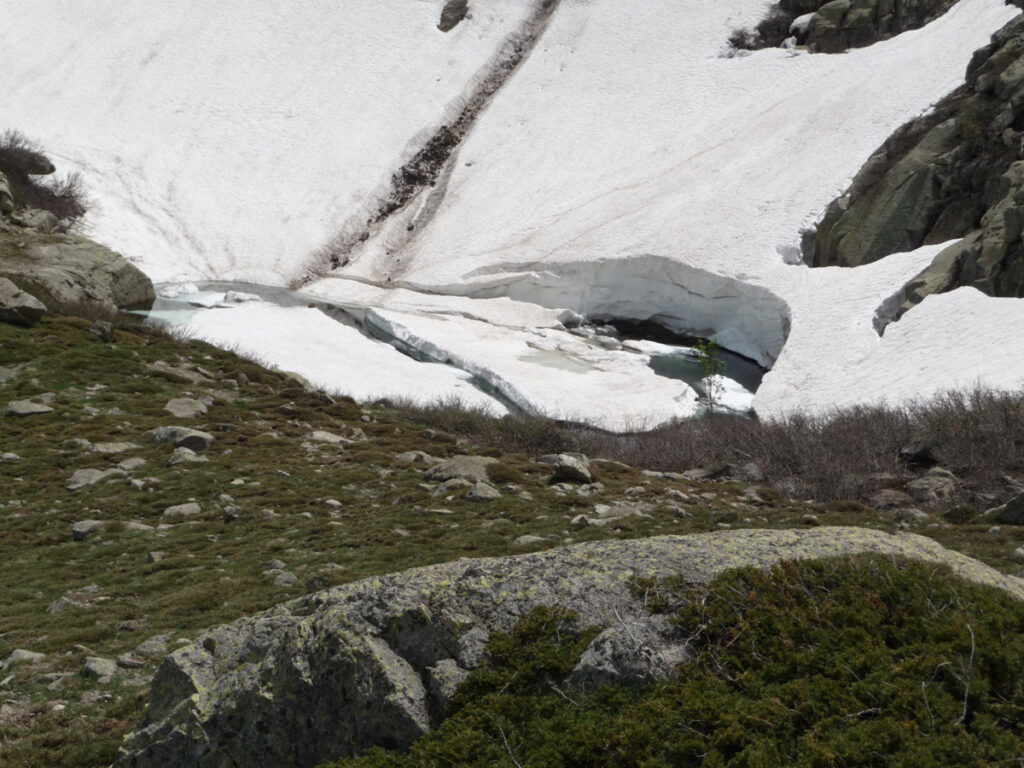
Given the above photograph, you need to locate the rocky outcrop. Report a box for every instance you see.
[812,14,1024,322]
[743,0,961,52]
[0,171,14,214]
[0,232,154,312]
[0,276,47,326]
[115,528,1024,768]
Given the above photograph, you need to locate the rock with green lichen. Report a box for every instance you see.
[114,528,1024,768]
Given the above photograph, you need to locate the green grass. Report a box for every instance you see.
[2,316,1024,766]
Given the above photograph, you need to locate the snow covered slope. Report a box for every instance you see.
[4,0,1023,427]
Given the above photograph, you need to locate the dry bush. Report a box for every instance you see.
[0,128,90,226]
[397,386,1024,506]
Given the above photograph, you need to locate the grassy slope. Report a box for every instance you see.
[1,316,1023,766]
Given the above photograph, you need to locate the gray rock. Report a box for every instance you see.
[118,457,147,472]
[395,451,442,465]
[67,468,125,490]
[2,649,45,670]
[424,455,498,484]
[867,488,915,510]
[0,277,47,327]
[117,654,147,670]
[426,659,469,715]
[5,398,53,416]
[997,491,1024,525]
[569,618,688,688]
[93,441,140,454]
[307,430,351,445]
[550,453,593,484]
[151,426,215,452]
[466,482,501,502]
[115,528,1024,768]
[164,398,208,419]
[274,572,299,587]
[134,634,172,660]
[432,478,473,497]
[513,534,548,547]
[1,452,20,461]
[167,446,208,466]
[18,209,61,234]
[905,469,958,505]
[89,319,114,342]
[147,552,168,563]
[82,657,117,682]
[0,232,154,312]
[72,520,107,541]
[0,171,13,213]
[163,502,202,518]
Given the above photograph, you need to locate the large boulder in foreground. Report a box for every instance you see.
[0,232,154,312]
[115,528,1024,768]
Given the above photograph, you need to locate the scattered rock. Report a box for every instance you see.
[2,649,45,671]
[432,478,473,497]
[2,452,21,461]
[134,634,172,660]
[893,508,930,524]
[307,430,351,445]
[116,654,147,669]
[89,319,114,342]
[867,488,916,509]
[161,397,208,419]
[147,552,169,563]
[118,457,147,472]
[997,491,1024,525]
[163,502,202,518]
[268,559,287,571]
[395,451,442,465]
[67,468,125,490]
[466,482,501,502]
[0,277,47,327]
[72,520,107,541]
[81,657,117,682]
[167,446,209,466]
[513,534,548,547]
[93,441,141,454]
[550,453,593,484]
[424,455,498,484]
[150,426,215,452]
[275,572,299,587]
[5,399,53,417]
[905,468,958,505]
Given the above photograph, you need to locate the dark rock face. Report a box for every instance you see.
[810,13,1024,322]
[744,0,961,52]
[114,529,1023,768]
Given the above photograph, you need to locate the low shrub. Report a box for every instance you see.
[0,128,89,226]
[329,555,1024,767]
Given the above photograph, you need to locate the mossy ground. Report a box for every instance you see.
[331,556,1024,767]
[1,317,1023,766]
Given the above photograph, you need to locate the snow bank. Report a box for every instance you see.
[5,0,1023,428]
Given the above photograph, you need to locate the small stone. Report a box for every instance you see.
[93,442,141,454]
[67,468,125,490]
[125,522,155,532]
[147,551,168,563]
[164,398,208,418]
[2,649,45,670]
[6,399,54,416]
[433,478,473,497]
[514,534,547,547]
[223,506,241,523]
[89,319,114,341]
[81,657,117,681]
[893,508,929,523]
[275,571,299,587]
[324,499,342,508]
[118,457,147,472]
[467,482,501,502]
[72,520,107,541]
[168,446,209,466]
[116,654,146,669]
[800,514,820,526]
[134,634,172,659]
[1015,545,1024,561]
[425,455,498,484]
[163,502,202,518]
[2,452,21,461]
[307,430,351,445]
[395,451,441,465]
[268,559,287,570]
[550,453,593,484]
[150,426,215,452]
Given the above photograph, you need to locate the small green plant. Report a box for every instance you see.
[695,338,727,412]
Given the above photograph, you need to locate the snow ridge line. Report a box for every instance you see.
[292,0,562,289]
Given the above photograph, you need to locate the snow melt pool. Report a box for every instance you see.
[139,281,758,429]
